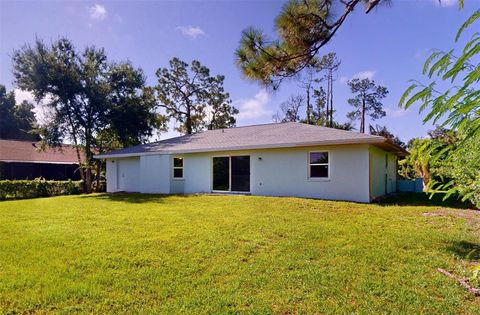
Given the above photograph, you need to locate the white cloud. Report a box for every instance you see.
[385,107,409,118]
[176,26,205,39]
[235,89,272,123]
[354,70,376,80]
[433,0,457,7]
[89,4,107,20]
[340,70,376,84]
[14,89,52,123]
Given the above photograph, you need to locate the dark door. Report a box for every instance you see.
[231,156,250,192]
[213,157,230,191]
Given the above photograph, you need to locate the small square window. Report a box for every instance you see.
[310,165,328,178]
[309,151,329,178]
[173,168,183,178]
[174,157,183,167]
[310,152,328,164]
[173,157,184,179]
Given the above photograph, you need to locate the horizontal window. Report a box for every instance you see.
[173,157,183,179]
[309,152,329,179]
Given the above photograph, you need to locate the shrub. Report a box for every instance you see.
[0,179,82,200]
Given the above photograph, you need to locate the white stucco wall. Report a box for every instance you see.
[139,155,170,194]
[105,158,117,193]
[110,157,140,192]
[104,144,396,203]
[178,144,371,202]
[369,145,397,199]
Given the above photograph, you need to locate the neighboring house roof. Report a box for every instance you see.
[96,122,408,159]
[0,139,81,164]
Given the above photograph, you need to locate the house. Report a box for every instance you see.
[94,122,408,203]
[0,139,82,180]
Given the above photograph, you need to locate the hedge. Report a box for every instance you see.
[0,179,83,200]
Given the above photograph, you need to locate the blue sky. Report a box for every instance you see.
[0,0,477,142]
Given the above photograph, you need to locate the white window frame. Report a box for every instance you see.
[308,151,330,181]
[172,156,184,180]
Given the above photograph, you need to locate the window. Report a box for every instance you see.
[173,157,183,179]
[309,152,329,178]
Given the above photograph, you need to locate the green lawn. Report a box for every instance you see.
[0,194,479,314]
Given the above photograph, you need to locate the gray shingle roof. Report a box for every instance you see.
[95,122,402,158]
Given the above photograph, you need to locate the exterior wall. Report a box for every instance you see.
[106,155,170,193]
[179,144,371,203]
[106,159,117,193]
[139,155,170,194]
[106,157,140,192]
[369,145,397,199]
[105,144,397,203]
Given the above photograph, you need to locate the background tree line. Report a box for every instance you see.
[235,0,478,208]
[6,38,238,192]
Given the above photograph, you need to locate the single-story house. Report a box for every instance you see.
[95,122,408,203]
[0,139,82,180]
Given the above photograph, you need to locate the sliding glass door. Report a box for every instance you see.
[212,156,250,192]
[212,157,230,191]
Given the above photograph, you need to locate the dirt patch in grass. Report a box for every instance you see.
[423,208,480,231]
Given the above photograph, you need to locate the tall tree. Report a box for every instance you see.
[346,78,388,133]
[12,38,163,192]
[0,84,39,141]
[156,57,237,134]
[235,0,384,89]
[309,86,327,125]
[273,94,304,122]
[107,63,167,147]
[317,53,340,127]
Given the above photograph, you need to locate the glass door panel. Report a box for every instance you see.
[231,156,250,192]
[213,157,230,191]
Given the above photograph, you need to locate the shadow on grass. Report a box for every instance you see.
[377,193,475,210]
[446,240,480,260]
[78,192,192,204]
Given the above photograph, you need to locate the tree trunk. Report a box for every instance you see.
[95,162,101,192]
[326,77,331,127]
[329,70,334,126]
[360,98,366,133]
[186,102,193,134]
[306,88,311,125]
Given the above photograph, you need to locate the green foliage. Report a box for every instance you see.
[12,38,164,192]
[156,57,237,134]
[399,128,480,208]
[0,194,479,313]
[235,0,384,88]
[0,179,82,200]
[0,84,39,141]
[347,78,388,133]
[399,10,480,139]
[369,124,406,148]
[399,10,480,208]
[429,134,480,208]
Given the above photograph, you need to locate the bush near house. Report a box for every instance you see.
[0,179,82,200]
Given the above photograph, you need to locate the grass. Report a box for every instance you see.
[0,193,479,314]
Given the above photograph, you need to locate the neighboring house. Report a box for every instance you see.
[0,139,82,180]
[95,122,408,203]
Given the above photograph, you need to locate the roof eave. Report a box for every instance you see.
[94,138,386,159]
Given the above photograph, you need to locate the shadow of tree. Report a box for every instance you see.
[377,193,475,209]
[446,240,480,261]
[79,192,191,204]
